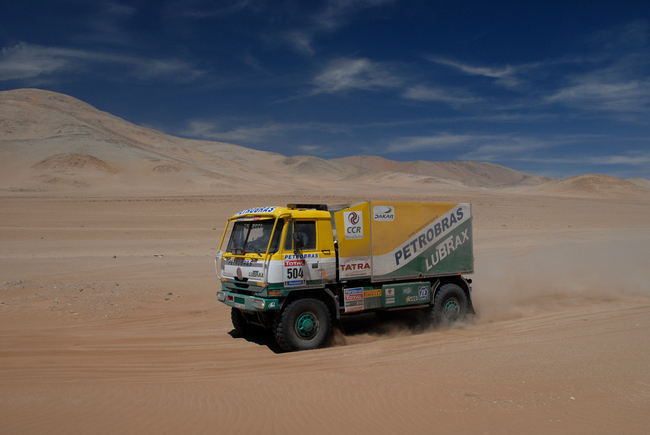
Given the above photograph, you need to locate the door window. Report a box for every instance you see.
[284,220,317,251]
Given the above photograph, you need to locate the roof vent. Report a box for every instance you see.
[287,203,328,211]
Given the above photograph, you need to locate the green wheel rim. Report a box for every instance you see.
[443,298,460,320]
[296,313,318,338]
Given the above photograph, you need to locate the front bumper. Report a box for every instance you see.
[217,291,280,312]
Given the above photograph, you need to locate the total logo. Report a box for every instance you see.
[373,205,395,221]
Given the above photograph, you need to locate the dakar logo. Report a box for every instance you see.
[348,212,359,225]
[373,205,395,221]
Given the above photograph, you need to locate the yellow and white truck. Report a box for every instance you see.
[215,202,474,351]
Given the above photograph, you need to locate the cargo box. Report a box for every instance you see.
[332,202,473,281]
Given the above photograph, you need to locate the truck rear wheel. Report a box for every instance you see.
[274,298,331,351]
[431,283,468,327]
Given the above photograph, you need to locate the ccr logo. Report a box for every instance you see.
[343,211,363,240]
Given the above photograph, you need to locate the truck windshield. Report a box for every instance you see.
[226,219,284,255]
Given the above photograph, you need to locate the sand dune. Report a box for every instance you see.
[524,174,650,198]
[333,154,556,188]
[1,88,650,434]
[628,177,650,189]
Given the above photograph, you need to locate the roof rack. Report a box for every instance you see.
[287,203,328,211]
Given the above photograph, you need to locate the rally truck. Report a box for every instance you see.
[215,202,474,351]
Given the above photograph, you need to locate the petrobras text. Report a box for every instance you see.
[235,206,277,216]
[394,206,468,266]
[284,253,319,259]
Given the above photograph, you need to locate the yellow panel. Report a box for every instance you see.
[334,202,370,257]
[370,202,458,256]
[334,202,371,259]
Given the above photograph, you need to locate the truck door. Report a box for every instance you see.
[282,220,322,288]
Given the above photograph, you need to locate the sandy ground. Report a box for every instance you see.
[1,192,649,434]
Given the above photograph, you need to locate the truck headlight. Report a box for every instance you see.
[217,291,226,302]
[253,298,265,310]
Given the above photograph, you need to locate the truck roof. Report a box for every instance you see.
[229,205,331,221]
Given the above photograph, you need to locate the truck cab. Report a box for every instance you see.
[216,204,337,295]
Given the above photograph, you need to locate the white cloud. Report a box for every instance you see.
[428,57,526,89]
[181,119,341,144]
[586,152,650,165]
[430,57,515,79]
[315,0,395,30]
[286,0,395,55]
[547,77,650,114]
[386,134,588,161]
[0,43,81,80]
[459,139,550,161]
[0,43,204,83]
[285,31,315,56]
[172,0,259,19]
[182,120,290,143]
[312,57,402,94]
[386,133,482,153]
[402,85,480,105]
[80,1,137,46]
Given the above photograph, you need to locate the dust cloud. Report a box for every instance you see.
[472,229,650,323]
[334,228,650,345]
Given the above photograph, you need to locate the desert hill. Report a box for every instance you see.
[332,155,554,188]
[527,174,650,198]
[628,177,650,189]
[1,88,648,198]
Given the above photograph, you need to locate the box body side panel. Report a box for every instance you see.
[371,203,473,280]
[334,202,372,279]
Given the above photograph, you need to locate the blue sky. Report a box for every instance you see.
[1,0,649,179]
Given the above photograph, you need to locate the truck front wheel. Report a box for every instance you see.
[274,298,331,351]
[431,283,468,327]
[231,308,266,337]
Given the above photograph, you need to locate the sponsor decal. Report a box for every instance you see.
[425,229,471,271]
[284,259,306,267]
[402,286,412,295]
[340,262,370,272]
[268,301,276,309]
[418,286,429,300]
[406,296,419,303]
[284,253,319,259]
[385,288,395,297]
[364,289,382,298]
[248,270,264,278]
[339,257,371,278]
[385,297,396,305]
[373,205,395,221]
[344,287,364,313]
[344,288,364,301]
[344,211,363,240]
[286,280,303,287]
[225,259,259,266]
[394,207,466,266]
[236,207,277,216]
